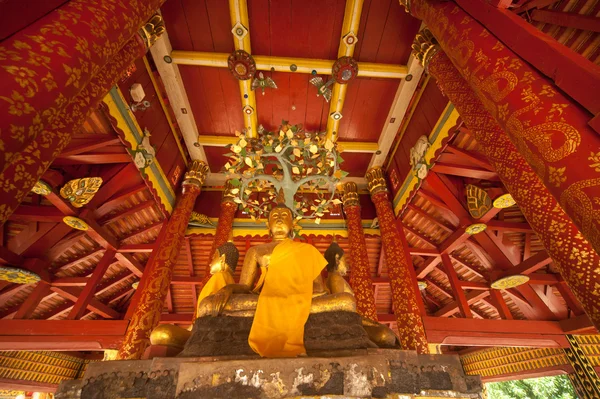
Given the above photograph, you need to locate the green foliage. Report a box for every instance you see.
[486,375,576,399]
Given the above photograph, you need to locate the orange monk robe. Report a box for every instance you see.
[248,239,327,357]
[196,270,235,315]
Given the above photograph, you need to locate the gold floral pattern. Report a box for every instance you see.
[371,190,429,354]
[0,36,147,226]
[0,266,41,284]
[60,177,103,207]
[62,216,89,231]
[427,50,600,330]
[490,275,529,289]
[343,204,378,322]
[410,0,600,266]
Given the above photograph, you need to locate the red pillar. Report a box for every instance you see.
[407,0,600,258]
[416,31,600,329]
[366,167,429,353]
[340,182,378,322]
[0,0,164,172]
[117,161,209,360]
[0,15,165,226]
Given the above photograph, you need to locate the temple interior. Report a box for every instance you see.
[1,0,600,398]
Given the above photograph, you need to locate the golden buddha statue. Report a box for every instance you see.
[197,203,356,357]
[323,241,399,348]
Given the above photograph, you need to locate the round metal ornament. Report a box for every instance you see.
[227,50,256,80]
[0,266,41,284]
[491,274,530,290]
[332,56,359,84]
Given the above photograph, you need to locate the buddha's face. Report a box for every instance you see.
[336,253,349,276]
[209,252,227,274]
[268,207,293,239]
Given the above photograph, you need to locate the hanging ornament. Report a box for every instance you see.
[63,216,90,231]
[251,72,278,95]
[0,266,40,284]
[31,180,52,196]
[332,56,359,84]
[228,50,256,80]
[60,177,103,208]
[309,76,334,102]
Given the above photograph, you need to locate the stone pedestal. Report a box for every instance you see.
[56,350,482,399]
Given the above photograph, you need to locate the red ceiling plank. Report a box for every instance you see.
[514,285,559,321]
[9,206,65,223]
[44,301,75,320]
[472,232,515,270]
[117,243,155,253]
[56,249,104,272]
[0,246,24,265]
[408,248,440,257]
[459,281,489,290]
[449,255,485,279]
[438,228,470,254]
[423,316,569,347]
[555,281,584,316]
[416,189,454,215]
[53,153,131,165]
[434,163,499,181]
[404,225,438,248]
[424,278,453,300]
[532,285,568,320]
[115,253,145,277]
[513,0,560,13]
[434,290,490,317]
[0,284,32,304]
[489,289,513,320]
[51,277,89,287]
[416,256,442,279]
[67,249,117,320]
[87,164,138,209]
[13,282,51,320]
[527,274,560,285]
[445,145,495,171]
[98,200,156,225]
[486,221,533,234]
[493,250,552,281]
[120,221,163,242]
[21,223,73,258]
[531,10,600,33]
[483,229,521,265]
[441,254,472,318]
[95,184,147,219]
[45,231,86,260]
[51,286,120,319]
[61,138,122,157]
[406,204,454,234]
[425,172,471,222]
[79,209,119,250]
[95,269,134,297]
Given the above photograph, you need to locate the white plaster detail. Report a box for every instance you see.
[344,364,371,397]
[291,367,314,395]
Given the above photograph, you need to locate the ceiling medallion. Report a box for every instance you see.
[231,22,249,40]
[466,184,492,219]
[491,274,530,290]
[63,216,89,231]
[493,193,516,209]
[0,266,41,284]
[330,111,343,121]
[228,50,256,80]
[465,223,487,235]
[332,56,359,84]
[242,105,254,115]
[60,177,103,208]
[342,31,358,48]
[31,180,52,196]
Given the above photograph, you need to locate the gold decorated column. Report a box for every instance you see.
[340,182,378,321]
[117,160,209,360]
[366,167,429,353]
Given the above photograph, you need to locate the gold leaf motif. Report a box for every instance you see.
[466,184,492,219]
[59,177,103,207]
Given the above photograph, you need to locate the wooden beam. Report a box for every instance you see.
[120,221,163,242]
[449,255,485,279]
[99,200,156,225]
[53,153,131,164]
[0,246,24,265]
[95,184,147,218]
[87,164,139,209]
[486,221,533,233]
[424,316,569,347]
[61,138,122,157]
[560,314,597,334]
[51,277,89,287]
[531,9,600,33]
[434,290,490,317]
[13,282,51,319]
[459,281,489,290]
[513,0,559,13]
[416,256,442,279]
[441,254,472,318]
[67,249,116,319]
[493,250,552,280]
[20,223,73,258]
[408,248,440,257]
[117,243,155,253]
[555,281,584,316]
[425,172,471,221]
[56,249,105,272]
[115,253,145,277]
[434,163,499,180]
[79,209,119,250]
[407,204,454,233]
[489,289,513,320]
[445,145,495,171]
[438,228,470,254]
[9,206,65,222]
[185,237,197,307]
[51,286,119,319]
[403,225,438,248]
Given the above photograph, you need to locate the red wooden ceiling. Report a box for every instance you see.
[160,0,421,176]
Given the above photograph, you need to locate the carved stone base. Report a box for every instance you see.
[179,311,375,358]
[56,349,483,399]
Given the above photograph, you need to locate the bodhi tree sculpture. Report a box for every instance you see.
[223,123,348,225]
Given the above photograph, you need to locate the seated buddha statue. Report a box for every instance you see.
[323,241,399,349]
[196,203,356,357]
